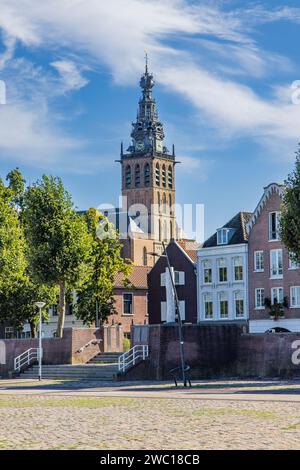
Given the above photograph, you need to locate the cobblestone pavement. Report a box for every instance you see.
[1,379,300,449]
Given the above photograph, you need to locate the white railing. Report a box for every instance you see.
[14,348,39,372]
[76,339,102,354]
[118,345,149,373]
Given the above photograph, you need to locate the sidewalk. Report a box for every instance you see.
[1,378,300,402]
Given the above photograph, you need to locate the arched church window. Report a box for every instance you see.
[162,193,166,214]
[135,164,140,187]
[155,163,160,186]
[162,165,166,187]
[169,194,172,215]
[125,165,131,187]
[163,220,168,241]
[144,163,150,187]
[168,166,173,188]
[143,247,148,266]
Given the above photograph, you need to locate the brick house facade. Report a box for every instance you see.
[148,239,197,324]
[110,266,150,339]
[247,183,300,333]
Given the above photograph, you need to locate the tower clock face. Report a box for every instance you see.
[136,141,144,151]
[156,140,163,152]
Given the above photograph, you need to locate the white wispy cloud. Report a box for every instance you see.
[51,59,89,92]
[179,155,212,181]
[0,0,300,167]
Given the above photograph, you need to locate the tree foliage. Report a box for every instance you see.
[280,145,300,265]
[23,175,92,337]
[0,177,26,288]
[75,208,132,326]
[0,170,56,337]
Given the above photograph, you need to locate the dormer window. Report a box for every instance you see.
[217,228,229,245]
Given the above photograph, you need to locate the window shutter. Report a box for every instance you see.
[161,301,167,321]
[178,300,185,320]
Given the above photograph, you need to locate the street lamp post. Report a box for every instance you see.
[35,302,46,381]
[149,241,187,387]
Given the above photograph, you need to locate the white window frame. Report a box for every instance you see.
[5,326,14,339]
[203,260,212,285]
[254,251,264,272]
[218,292,229,319]
[255,288,265,310]
[290,286,300,308]
[269,211,281,241]
[234,291,244,318]
[123,292,134,316]
[217,228,228,245]
[161,300,185,322]
[233,256,243,282]
[271,287,283,304]
[176,300,185,321]
[217,258,228,283]
[270,249,283,279]
[289,252,300,270]
[174,271,185,286]
[161,271,185,286]
[203,292,213,320]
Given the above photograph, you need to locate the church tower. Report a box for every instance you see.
[119,57,176,263]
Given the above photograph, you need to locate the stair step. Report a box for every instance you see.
[20,363,119,380]
[27,364,118,368]
[88,359,118,363]
[21,376,116,380]
[23,369,118,375]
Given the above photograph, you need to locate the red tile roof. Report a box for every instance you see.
[176,239,199,262]
[114,265,150,289]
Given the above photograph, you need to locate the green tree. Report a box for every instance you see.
[23,175,92,337]
[0,170,57,337]
[280,145,300,265]
[0,278,57,337]
[75,208,132,326]
[0,177,26,289]
[6,167,26,211]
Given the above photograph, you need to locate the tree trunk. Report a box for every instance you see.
[56,280,66,338]
[30,322,36,338]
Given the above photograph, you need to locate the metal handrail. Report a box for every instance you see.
[76,339,102,354]
[14,348,39,372]
[118,345,149,373]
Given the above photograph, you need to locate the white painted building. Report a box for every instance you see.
[4,304,84,339]
[197,212,252,324]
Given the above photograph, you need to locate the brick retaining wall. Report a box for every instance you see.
[124,324,300,380]
[0,327,121,377]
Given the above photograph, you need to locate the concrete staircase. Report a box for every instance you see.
[88,352,121,365]
[20,353,122,381]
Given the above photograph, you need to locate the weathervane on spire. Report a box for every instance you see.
[144,50,149,74]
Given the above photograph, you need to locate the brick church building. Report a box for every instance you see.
[105,56,178,267]
[1,60,182,341]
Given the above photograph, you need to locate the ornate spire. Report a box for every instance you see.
[145,50,148,74]
[126,56,168,155]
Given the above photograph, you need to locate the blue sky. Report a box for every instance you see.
[1,0,300,238]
